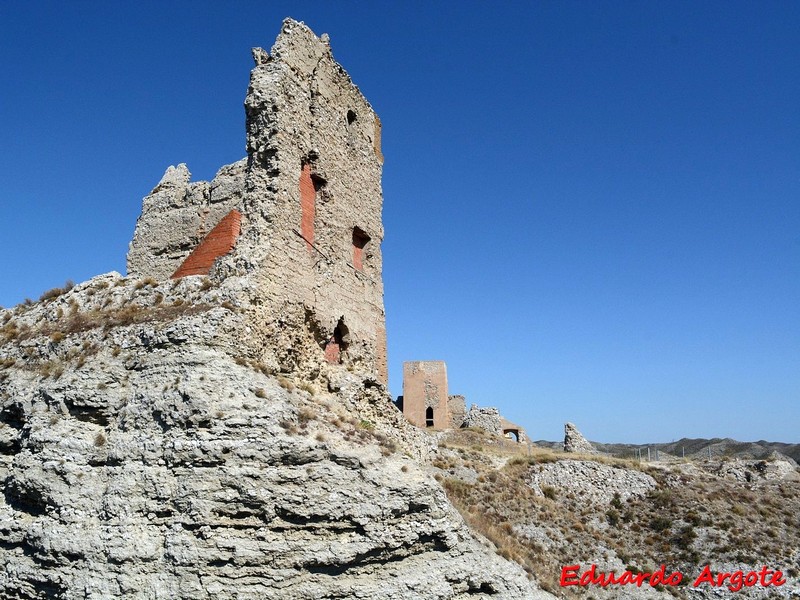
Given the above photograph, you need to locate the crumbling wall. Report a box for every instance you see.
[564,422,598,454]
[500,417,528,444]
[216,20,387,382]
[448,395,466,429]
[127,160,246,280]
[126,19,388,385]
[463,405,501,435]
[402,361,449,428]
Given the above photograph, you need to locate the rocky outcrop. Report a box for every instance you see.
[709,456,799,484]
[564,422,597,454]
[0,275,550,599]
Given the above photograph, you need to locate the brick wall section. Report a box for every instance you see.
[324,338,340,364]
[352,245,363,271]
[171,210,241,278]
[299,163,315,250]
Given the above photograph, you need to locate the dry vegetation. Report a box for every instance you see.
[434,429,800,598]
[1,303,212,348]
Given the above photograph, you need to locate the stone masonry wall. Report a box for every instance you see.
[213,20,387,383]
[448,395,466,429]
[127,19,387,385]
[127,160,246,280]
[463,405,502,436]
[402,361,449,428]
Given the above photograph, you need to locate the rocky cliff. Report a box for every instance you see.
[0,274,552,598]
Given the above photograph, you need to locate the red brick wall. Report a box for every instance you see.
[324,337,340,364]
[352,228,369,271]
[171,210,241,278]
[299,163,315,250]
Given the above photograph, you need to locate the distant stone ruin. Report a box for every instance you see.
[397,360,527,442]
[127,19,388,384]
[564,422,597,454]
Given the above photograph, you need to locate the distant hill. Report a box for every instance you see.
[534,437,800,463]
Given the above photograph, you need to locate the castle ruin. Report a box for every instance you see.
[127,19,387,383]
[398,360,527,442]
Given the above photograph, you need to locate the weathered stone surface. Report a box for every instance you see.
[564,421,597,454]
[526,460,656,506]
[0,19,553,600]
[0,276,549,599]
[127,160,246,281]
[463,405,501,436]
[447,395,466,429]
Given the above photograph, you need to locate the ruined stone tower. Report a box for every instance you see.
[127,19,387,383]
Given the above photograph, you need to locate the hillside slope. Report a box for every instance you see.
[0,274,552,599]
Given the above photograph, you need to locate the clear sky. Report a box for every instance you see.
[1,2,798,444]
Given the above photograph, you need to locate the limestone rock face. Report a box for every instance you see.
[0,276,549,599]
[563,422,597,454]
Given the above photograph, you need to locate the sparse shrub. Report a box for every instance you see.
[94,432,107,446]
[315,432,326,442]
[297,381,316,395]
[134,277,157,290]
[39,280,74,302]
[253,362,272,376]
[277,376,294,391]
[49,331,65,343]
[650,516,672,532]
[541,485,557,500]
[357,419,374,431]
[606,509,620,526]
[38,360,64,379]
[297,407,315,425]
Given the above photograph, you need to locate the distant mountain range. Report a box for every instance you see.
[534,437,800,464]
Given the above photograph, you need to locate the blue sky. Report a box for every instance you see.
[1,2,798,443]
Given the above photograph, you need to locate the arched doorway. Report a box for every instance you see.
[425,407,434,428]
